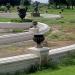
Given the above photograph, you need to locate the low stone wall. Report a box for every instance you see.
[0,32,33,45]
[49,44,75,63]
[0,13,19,18]
[0,22,32,29]
[0,22,50,45]
[0,44,75,73]
[0,54,39,73]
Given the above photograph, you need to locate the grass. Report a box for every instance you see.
[0,18,12,22]
[0,18,32,22]
[29,66,75,75]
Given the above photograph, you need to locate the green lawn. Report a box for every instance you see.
[0,18,21,22]
[29,66,75,75]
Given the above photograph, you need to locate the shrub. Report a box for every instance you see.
[0,6,6,11]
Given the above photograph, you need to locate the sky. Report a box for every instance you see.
[32,0,48,3]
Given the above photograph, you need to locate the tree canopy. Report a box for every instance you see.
[48,0,75,9]
[0,0,20,6]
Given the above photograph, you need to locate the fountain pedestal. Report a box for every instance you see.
[29,21,50,66]
[29,47,49,66]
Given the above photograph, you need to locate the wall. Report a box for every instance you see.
[0,54,39,73]
[49,44,75,63]
[0,44,75,73]
[0,22,32,29]
[0,22,50,45]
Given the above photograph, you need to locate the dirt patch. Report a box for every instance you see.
[0,40,75,58]
[44,25,75,48]
[47,40,75,49]
[0,40,35,58]
[51,25,62,31]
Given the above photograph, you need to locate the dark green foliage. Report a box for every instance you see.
[10,0,20,6]
[0,6,6,11]
[0,0,20,6]
[48,0,75,9]
[6,3,11,11]
[20,0,31,7]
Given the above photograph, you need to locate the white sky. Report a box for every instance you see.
[32,0,48,3]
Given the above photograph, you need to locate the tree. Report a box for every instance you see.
[48,0,54,8]
[10,0,20,6]
[48,0,75,9]
[0,0,20,6]
[20,0,31,6]
[71,0,75,9]
[6,3,11,11]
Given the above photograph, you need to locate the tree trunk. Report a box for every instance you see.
[67,4,70,9]
[72,5,74,9]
